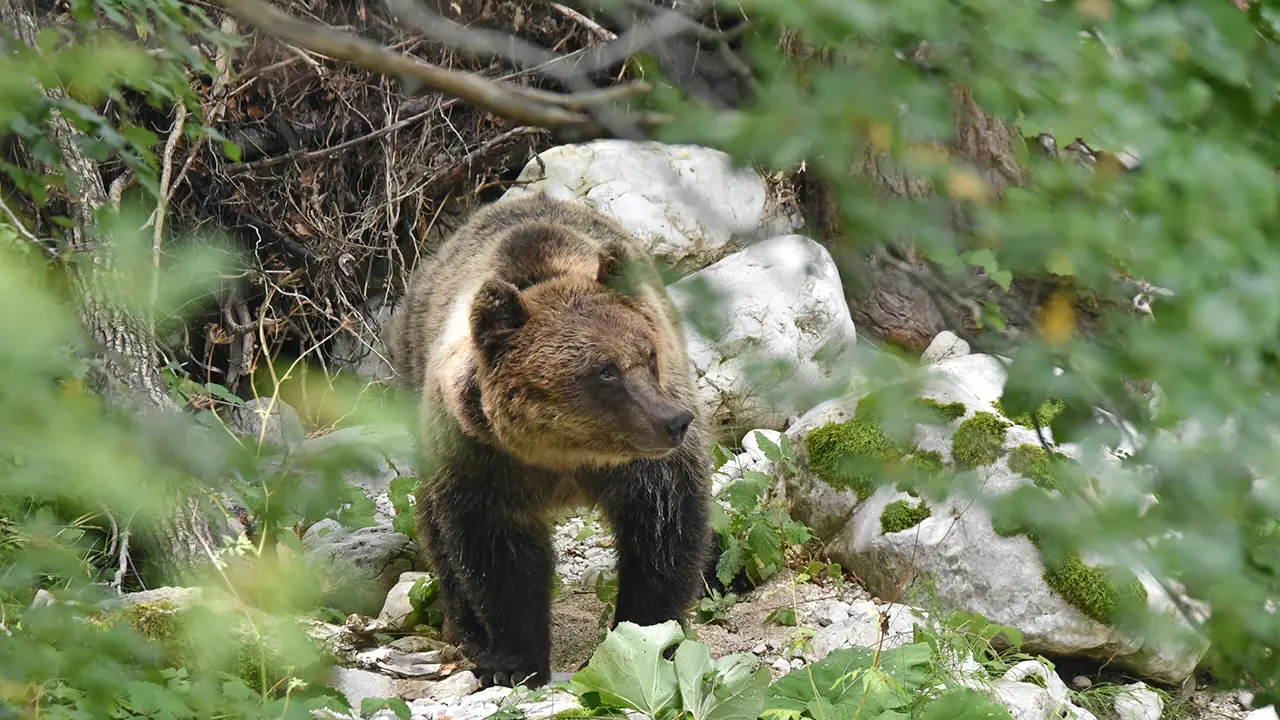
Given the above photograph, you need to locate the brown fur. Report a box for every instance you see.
[389,193,716,689]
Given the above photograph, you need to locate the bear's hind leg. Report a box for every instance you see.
[419,496,491,657]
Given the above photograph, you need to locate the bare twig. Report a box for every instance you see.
[111,529,131,594]
[148,103,189,336]
[549,2,616,41]
[231,44,607,171]
[210,0,664,136]
[0,193,57,258]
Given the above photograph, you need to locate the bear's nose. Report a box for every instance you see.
[664,410,694,446]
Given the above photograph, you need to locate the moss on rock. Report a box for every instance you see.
[805,417,904,500]
[1042,552,1149,626]
[906,450,944,474]
[991,493,1149,626]
[880,499,932,534]
[992,396,1065,429]
[1008,444,1057,491]
[951,412,1011,470]
[917,397,966,424]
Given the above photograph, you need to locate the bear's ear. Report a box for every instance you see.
[471,280,526,363]
[597,240,639,294]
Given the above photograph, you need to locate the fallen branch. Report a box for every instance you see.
[549,2,616,42]
[210,0,667,138]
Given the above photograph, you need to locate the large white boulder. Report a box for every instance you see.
[776,344,1209,685]
[669,234,858,441]
[501,140,800,272]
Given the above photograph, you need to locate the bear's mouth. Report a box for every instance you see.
[632,444,681,459]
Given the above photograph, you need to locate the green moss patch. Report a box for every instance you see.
[917,397,967,424]
[1008,444,1057,490]
[1042,552,1148,626]
[880,499,932,534]
[991,497,1149,626]
[905,450,943,474]
[992,396,1065,429]
[951,412,1011,470]
[806,417,907,500]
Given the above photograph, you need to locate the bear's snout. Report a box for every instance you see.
[662,409,694,447]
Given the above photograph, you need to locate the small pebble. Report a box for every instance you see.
[771,658,791,673]
[1072,676,1092,690]
[789,658,805,670]
[752,643,767,655]
[1239,691,1255,709]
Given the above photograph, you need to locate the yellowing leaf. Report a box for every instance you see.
[947,168,991,203]
[1038,292,1076,347]
[869,123,892,151]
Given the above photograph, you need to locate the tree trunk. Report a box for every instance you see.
[0,0,234,584]
[785,36,1071,354]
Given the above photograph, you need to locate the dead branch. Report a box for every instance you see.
[211,0,667,138]
[549,2,616,42]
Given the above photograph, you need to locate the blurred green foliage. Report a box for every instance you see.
[650,0,1280,705]
[3,0,1280,714]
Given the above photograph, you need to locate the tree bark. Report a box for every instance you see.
[0,0,232,583]
[785,35,1067,354]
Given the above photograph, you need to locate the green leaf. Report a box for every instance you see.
[765,608,797,626]
[570,621,686,717]
[712,443,735,470]
[361,697,412,720]
[710,502,733,535]
[963,249,1013,291]
[746,522,783,574]
[716,540,747,587]
[675,642,771,720]
[722,473,769,514]
[203,381,244,406]
[754,431,783,463]
[765,647,877,718]
[919,688,1014,720]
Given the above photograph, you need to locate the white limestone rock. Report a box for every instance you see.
[669,234,858,439]
[501,140,800,272]
[777,353,1209,685]
[378,571,433,630]
[921,330,971,364]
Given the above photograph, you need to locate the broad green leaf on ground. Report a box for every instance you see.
[765,647,877,718]
[764,643,935,720]
[570,621,685,716]
[918,688,1014,720]
[874,642,933,692]
[674,642,771,720]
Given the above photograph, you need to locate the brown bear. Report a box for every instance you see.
[389,192,716,689]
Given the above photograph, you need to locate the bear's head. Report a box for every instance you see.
[468,242,695,469]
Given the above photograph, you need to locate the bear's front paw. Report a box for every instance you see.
[474,665,549,690]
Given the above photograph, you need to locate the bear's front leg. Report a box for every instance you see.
[588,447,712,629]
[419,444,556,689]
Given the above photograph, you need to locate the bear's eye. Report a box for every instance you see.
[599,363,619,382]
[648,349,658,372]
